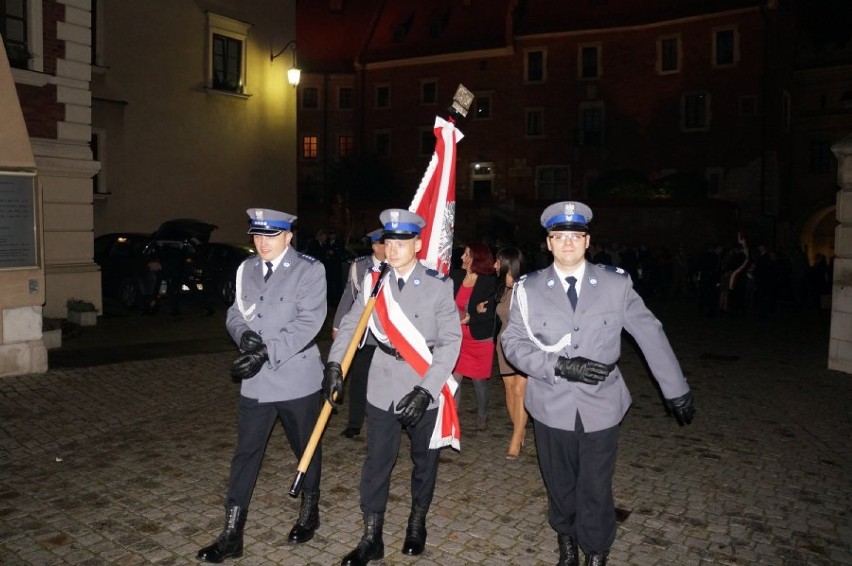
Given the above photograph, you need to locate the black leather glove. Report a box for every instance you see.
[554,356,614,385]
[239,330,264,353]
[666,391,695,426]
[322,362,344,406]
[229,345,268,381]
[395,386,433,427]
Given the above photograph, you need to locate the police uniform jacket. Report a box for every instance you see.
[226,246,327,402]
[332,255,379,347]
[328,261,462,412]
[501,261,689,433]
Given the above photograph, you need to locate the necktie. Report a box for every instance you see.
[397,277,405,291]
[566,276,578,311]
[264,261,273,282]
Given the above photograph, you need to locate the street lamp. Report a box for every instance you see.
[270,40,300,87]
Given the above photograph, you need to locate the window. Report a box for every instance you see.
[526,108,544,137]
[338,135,354,158]
[2,0,42,72]
[91,129,107,195]
[474,93,492,119]
[681,92,710,131]
[1,0,27,69]
[781,90,791,133]
[421,80,437,105]
[579,44,601,79]
[207,13,250,94]
[739,95,757,116]
[809,141,833,174]
[525,49,545,82]
[657,35,680,74]
[536,166,571,200]
[338,87,354,109]
[302,136,318,159]
[579,103,604,146]
[470,162,495,200]
[374,131,391,158]
[302,87,319,109]
[419,128,436,156]
[712,27,738,67]
[375,85,391,108]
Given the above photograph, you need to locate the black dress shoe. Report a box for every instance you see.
[341,427,361,438]
[288,491,320,544]
[401,503,427,556]
[197,505,247,563]
[341,513,384,566]
[557,533,579,566]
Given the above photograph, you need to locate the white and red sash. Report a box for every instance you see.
[365,270,460,450]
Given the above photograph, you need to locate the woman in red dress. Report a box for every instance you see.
[451,243,497,431]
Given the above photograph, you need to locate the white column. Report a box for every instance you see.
[829,133,852,374]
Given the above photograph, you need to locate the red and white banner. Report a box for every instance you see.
[410,116,463,276]
[366,273,460,450]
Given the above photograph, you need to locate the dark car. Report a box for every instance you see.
[94,219,218,310]
[196,242,256,305]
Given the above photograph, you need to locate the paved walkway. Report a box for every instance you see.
[1,298,850,565]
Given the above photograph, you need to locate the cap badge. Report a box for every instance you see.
[390,210,400,229]
[255,210,264,220]
[564,203,575,216]
[547,278,555,288]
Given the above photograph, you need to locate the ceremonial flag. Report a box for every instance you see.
[409,116,464,275]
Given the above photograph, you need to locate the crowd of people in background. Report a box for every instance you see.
[304,228,835,326]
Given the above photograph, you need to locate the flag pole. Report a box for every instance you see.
[289,262,390,497]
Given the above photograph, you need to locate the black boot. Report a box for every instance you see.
[401,503,428,556]
[557,533,579,566]
[196,505,248,563]
[288,490,320,543]
[341,513,384,566]
[585,551,609,566]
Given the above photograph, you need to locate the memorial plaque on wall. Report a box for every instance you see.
[0,172,38,269]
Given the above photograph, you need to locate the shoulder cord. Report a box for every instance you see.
[235,262,256,321]
[514,280,572,352]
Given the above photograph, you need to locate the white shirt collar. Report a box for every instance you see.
[554,261,586,295]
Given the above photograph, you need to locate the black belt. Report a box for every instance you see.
[376,343,432,360]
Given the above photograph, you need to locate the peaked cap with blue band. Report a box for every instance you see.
[540,201,594,232]
[246,208,297,236]
[379,208,426,240]
[367,228,384,243]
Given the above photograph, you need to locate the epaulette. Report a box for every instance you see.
[598,264,628,276]
[425,268,449,281]
[298,252,319,264]
[353,255,371,264]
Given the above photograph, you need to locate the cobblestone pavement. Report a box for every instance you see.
[1,298,850,565]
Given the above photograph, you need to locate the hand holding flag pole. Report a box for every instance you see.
[289,262,390,497]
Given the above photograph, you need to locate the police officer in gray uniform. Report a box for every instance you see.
[197,208,327,563]
[332,228,385,439]
[323,209,462,566]
[501,201,695,566]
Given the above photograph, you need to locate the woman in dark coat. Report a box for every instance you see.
[451,243,497,430]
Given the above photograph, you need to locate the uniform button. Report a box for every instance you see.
[573,344,579,349]
[258,313,263,318]
[574,326,580,331]
[260,295,264,301]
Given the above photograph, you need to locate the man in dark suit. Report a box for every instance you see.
[332,228,385,438]
[501,201,695,566]
[323,209,462,566]
[197,208,327,563]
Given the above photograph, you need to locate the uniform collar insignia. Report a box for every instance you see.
[547,278,555,288]
[589,277,598,286]
[282,261,291,268]
[413,278,421,286]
